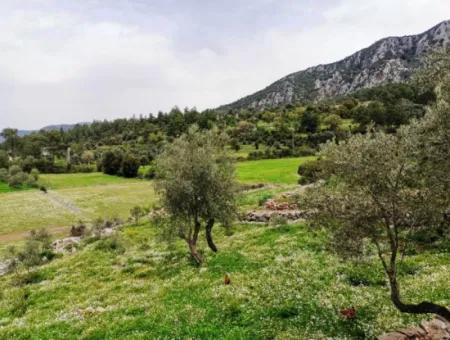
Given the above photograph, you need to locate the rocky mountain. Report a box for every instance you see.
[221,20,450,111]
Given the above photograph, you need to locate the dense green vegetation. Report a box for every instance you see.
[0,81,433,183]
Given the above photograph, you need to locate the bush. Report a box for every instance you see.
[0,168,8,182]
[30,168,40,181]
[0,150,9,169]
[8,171,28,188]
[8,165,22,177]
[22,156,36,173]
[70,221,87,237]
[15,229,54,269]
[298,159,324,185]
[101,150,123,175]
[295,145,316,157]
[121,153,140,178]
[248,151,265,160]
[145,167,156,179]
[70,164,96,173]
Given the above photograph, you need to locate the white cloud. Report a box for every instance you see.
[0,0,449,129]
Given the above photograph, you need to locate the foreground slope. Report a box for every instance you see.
[222,20,450,111]
[0,221,448,339]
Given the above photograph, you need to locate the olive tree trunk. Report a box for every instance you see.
[388,271,450,321]
[187,221,203,265]
[205,219,218,252]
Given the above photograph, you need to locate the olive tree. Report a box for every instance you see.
[303,124,449,320]
[155,126,237,264]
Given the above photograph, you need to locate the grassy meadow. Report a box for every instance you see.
[236,157,315,184]
[0,173,156,238]
[0,156,448,338]
[0,157,307,238]
[0,222,448,338]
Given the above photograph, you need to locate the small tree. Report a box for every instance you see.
[155,126,237,264]
[303,127,450,321]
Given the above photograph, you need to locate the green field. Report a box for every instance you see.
[0,222,448,338]
[40,172,143,190]
[0,173,156,238]
[0,158,310,238]
[236,157,315,184]
[0,182,33,194]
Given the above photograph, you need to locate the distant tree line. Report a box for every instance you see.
[0,81,434,177]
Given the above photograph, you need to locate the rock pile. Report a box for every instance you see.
[378,317,450,340]
[243,210,308,223]
[264,199,297,211]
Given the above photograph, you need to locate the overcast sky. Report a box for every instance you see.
[0,0,449,130]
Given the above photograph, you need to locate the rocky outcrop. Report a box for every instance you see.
[221,20,450,111]
[379,317,450,340]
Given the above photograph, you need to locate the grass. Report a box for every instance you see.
[236,157,316,184]
[0,182,33,194]
[0,173,156,238]
[39,173,142,190]
[0,157,309,238]
[0,222,448,338]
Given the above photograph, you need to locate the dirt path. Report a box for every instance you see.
[0,225,70,243]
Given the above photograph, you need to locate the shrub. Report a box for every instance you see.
[0,150,9,169]
[121,153,140,178]
[30,168,40,181]
[295,145,316,157]
[298,159,323,185]
[16,229,54,268]
[101,150,123,175]
[0,168,8,182]
[22,156,36,173]
[8,164,22,177]
[70,221,87,237]
[70,164,96,173]
[8,171,28,188]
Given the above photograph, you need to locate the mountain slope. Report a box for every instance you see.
[221,20,450,111]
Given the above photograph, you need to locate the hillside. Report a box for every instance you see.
[221,20,450,111]
[1,221,448,338]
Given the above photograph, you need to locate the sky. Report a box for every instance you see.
[0,0,449,130]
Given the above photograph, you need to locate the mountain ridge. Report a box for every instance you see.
[220,20,450,111]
